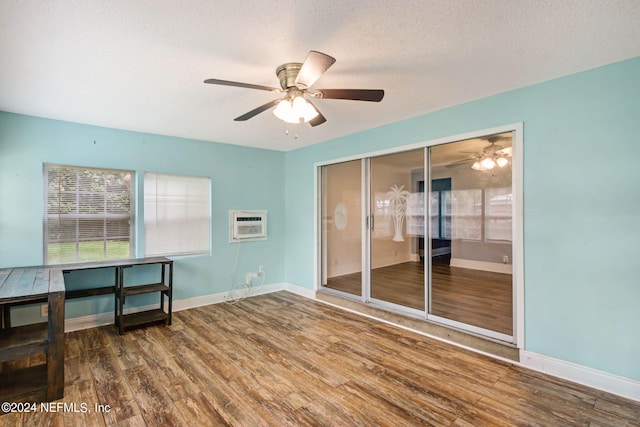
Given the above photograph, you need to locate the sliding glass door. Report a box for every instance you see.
[320,160,362,297]
[369,149,425,312]
[318,128,519,343]
[427,133,514,340]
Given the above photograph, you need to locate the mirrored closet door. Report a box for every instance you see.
[318,129,518,343]
[427,133,514,340]
[369,149,425,313]
[319,160,363,297]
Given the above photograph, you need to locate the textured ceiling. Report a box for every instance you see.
[1,1,639,151]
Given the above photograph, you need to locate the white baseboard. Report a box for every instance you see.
[450,257,512,274]
[64,281,290,332]
[65,311,117,332]
[327,262,361,278]
[283,282,316,299]
[372,254,414,269]
[520,350,640,402]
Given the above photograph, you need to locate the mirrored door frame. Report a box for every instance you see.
[315,123,524,348]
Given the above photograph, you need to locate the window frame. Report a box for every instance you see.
[43,163,135,265]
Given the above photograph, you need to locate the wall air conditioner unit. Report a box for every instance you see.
[229,210,267,242]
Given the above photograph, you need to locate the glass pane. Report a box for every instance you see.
[370,149,425,310]
[450,189,482,240]
[320,160,362,297]
[428,133,513,335]
[44,164,132,264]
[485,187,513,241]
[429,191,439,238]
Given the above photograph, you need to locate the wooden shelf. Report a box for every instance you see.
[66,285,116,299]
[0,323,48,363]
[115,259,173,335]
[120,309,169,331]
[122,283,169,297]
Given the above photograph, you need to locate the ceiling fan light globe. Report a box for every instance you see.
[471,161,482,170]
[496,157,509,167]
[302,100,319,122]
[292,96,309,123]
[274,99,302,123]
[274,95,319,124]
[481,157,496,169]
[292,95,319,123]
[292,95,307,112]
[273,99,292,121]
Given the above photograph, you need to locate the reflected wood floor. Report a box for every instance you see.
[3,292,640,426]
[326,261,513,335]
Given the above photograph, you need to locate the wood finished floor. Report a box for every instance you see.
[326,261,513,335]
[2,292,639,426]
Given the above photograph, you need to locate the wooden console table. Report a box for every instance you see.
[0,267,65,402]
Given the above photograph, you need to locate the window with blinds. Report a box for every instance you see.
[144,172,210,257]
[485,187,513,242]
[44,164,133,264]
[450,189,482,240]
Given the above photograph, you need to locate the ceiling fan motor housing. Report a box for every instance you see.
[276,63,303,89]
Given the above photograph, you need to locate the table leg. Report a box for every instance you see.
[46,291,65,401]
[1,304,10,329]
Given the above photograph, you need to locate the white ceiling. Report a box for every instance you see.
[1,1,639,152]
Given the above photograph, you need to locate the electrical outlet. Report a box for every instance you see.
[502,255,509,264]
[40,304,48,317]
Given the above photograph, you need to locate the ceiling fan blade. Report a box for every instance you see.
[234,99,280,121]
[316,89,384,102]
[204,78,279,92]
[447,157,478,166]
[295,51,336,89]
[496,147,513,156]
[307,101,327,127]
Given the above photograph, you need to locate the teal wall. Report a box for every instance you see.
[2,57,639,383]
[284,57,640,381]
[0,113,286,321]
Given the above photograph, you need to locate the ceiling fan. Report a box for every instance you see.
[204,50,384,127]
[449,135,512,170]
[469,136,512,170]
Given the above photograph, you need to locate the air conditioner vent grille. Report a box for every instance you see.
[230,210,267,242]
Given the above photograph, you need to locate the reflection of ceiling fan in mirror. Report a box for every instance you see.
[461,135,512,171]
[204,50,384,127]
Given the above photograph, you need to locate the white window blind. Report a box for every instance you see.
[450,189,482,240]
[144,173,210,257]
[44,164,133,264]
[429,191,440,238]
[485,187,513,241]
